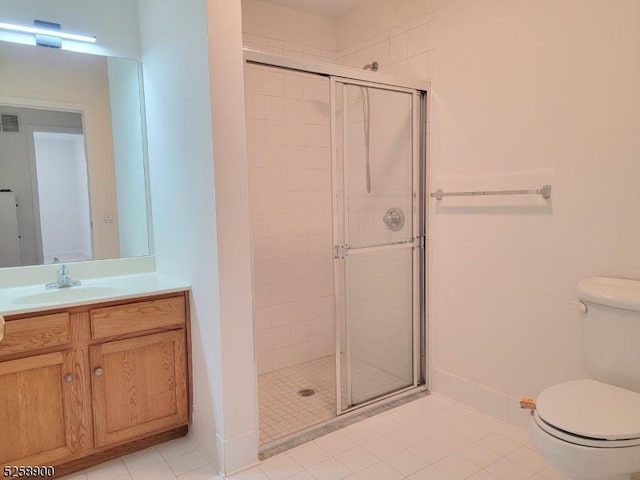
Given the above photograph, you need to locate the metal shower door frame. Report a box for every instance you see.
[330,76,426,415]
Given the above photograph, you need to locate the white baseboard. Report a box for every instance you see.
[189,413,259,476]
[189,414,223,474]
[431,368,530,430]
[222,430,260,476]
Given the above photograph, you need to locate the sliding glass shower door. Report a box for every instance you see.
[332,79,424,412]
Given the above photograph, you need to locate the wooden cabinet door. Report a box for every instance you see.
[0,351,89,466]
[90,330,188,448]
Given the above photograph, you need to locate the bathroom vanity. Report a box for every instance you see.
[0,277,191,477]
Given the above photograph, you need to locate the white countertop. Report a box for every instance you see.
[0,272,190,316]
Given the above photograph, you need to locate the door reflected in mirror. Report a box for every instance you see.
[33,130,92,264]
[0,40,151,267]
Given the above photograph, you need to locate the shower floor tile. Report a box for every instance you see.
[258,355,409,445]
[259,356,336,444]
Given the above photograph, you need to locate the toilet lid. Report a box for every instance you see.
[533,412,640,447]
[537,379,640,440]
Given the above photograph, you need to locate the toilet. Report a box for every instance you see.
[529,277,640,480]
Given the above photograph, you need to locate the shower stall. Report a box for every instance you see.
[244,49,428,449]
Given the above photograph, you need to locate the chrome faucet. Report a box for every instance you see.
[45,264,81,289]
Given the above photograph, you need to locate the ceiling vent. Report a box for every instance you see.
[0,114,20,133]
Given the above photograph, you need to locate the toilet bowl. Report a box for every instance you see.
[527,278,640,480]
[529,379,640,480]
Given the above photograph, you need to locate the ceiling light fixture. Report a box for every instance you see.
[0,20,96,44]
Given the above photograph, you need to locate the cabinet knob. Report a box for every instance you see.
[94,367,104,377]
[64,374,74,383]
[0,315,4,342]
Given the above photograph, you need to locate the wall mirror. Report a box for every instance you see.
[0,40,151,267]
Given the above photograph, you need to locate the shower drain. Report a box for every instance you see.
[297,388,316,397]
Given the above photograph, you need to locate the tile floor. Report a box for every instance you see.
[61,393,562,480]
[259,356,335,444]
[259,355,410,444]
[58,436,217,480]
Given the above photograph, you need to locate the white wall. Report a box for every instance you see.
[137,0,224,470]
[242,0,337,55]
[107,57,149,258]
[138,0,258,474]
[0,0,140,58]
[425,0,640,427]
[206,0,259,472]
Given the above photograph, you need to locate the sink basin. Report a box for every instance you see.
[11,286,122,305]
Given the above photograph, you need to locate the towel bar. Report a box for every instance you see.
[430,184,552,201]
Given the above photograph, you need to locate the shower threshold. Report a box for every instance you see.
[258,355,421,445]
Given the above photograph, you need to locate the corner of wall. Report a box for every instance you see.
[137,0,232,474]
[207,0,260,473]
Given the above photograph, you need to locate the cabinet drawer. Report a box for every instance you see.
[90,296,186,339]
[0,313,70,357]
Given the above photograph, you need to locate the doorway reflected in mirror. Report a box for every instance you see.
[34,130,93,265]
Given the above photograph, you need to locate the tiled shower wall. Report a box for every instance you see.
[245,64,335,375]
[336,12,435,81]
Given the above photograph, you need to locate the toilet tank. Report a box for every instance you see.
[577,277,640,393]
